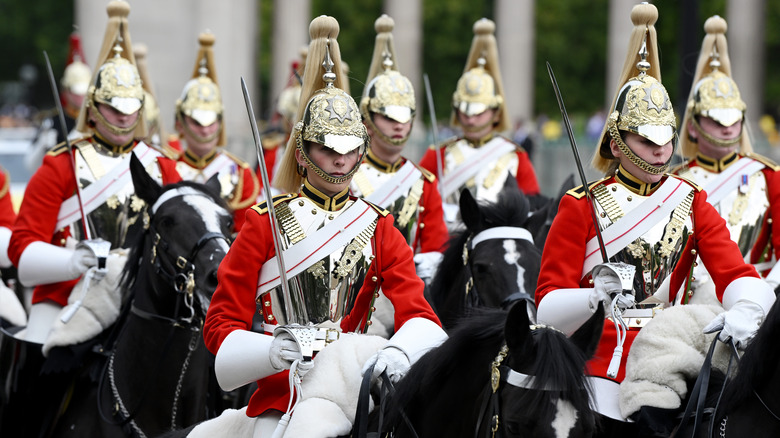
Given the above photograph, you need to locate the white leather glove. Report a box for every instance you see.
[269,331,305,371]
[590,267,622,311]
[414,252,443,281]
[703,300,764,349]
[69,246,98,278]
[361,346,411,384]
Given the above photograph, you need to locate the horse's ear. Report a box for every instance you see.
[459,189,482,231]
[504,300,531,354]
[569,304,604,360]
[205,173,222,197]
[131,153,162,206]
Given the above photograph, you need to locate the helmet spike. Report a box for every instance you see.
[636,30,650,74]
[322,39,336,87]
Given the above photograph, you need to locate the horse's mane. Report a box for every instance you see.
[430,189,530,311]
[722,297,780,410]
[121,180,227,295]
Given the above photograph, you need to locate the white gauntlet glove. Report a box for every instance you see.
[703,277,776,349]
[362,346,410,384]
[270,332,304,370]
[68,245,99,278]
[590,263,635,311]
[414,252,443,281]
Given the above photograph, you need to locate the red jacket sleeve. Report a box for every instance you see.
[0,167,16,228]
[418,147,444,177]
[231,166,260,232]
[764,168,780,263]
[515,149,540,196]
[416,176,449,253]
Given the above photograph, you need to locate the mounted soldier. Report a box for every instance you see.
[418,18,540,228]
[0,165,24,328]
[672,15,780,299]
[2,2,181,434]
[195,15,446,438]
[534,3,775,436]
[174,31,259,233]
[351,14,448,288]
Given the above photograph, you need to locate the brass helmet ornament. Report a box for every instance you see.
[594,3,676,175]
[273,16,369,194]
[680,15,749,158]
[76,0,146,139]
[450,18,510,133]
[360,14,416,146]
[176,32,225,146]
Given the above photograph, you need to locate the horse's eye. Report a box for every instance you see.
[158,215,175,228]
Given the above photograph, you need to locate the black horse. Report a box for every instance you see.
[430,188,542,329]
[378,301,604,438]
[50,154,233,437]
[675,297,780,438]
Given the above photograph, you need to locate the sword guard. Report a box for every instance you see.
[273,324,339,361]
[76,238,112,271]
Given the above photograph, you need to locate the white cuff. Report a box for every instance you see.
[537,288,598,336]
[214,330,277,392]
[18,241,79,286]
[763,262,780,289]
[722,276,776,317]
[386,317,447,365]
[0,226,11,268]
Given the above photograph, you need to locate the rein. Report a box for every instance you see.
[463,226,534,309]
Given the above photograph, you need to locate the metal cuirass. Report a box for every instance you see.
[681,165,769,257]
[351,163,423,246]
[443,137,518,205]
[259,197,378,330]
[71,141,162,248]
[175,154,241,206]
[592,181,695,302]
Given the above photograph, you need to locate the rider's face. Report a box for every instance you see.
[610,132,673,184]
[688,115,742,159]
[296,142,360,196]
[91,103,139,145]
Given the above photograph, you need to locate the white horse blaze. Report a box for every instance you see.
[551,398,578,438]
[502,240,527,296]
[183,195,231,253]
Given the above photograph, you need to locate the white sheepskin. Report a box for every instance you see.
[0,278,27,327]
[282,333,388,438]
[42,251,127,356]
[364,290,394,339]
[619,304,731,418]
[185,407,260,438]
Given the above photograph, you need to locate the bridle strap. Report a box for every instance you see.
[471,226,533,248]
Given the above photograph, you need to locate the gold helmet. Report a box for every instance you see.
[679,15,748,158]
[76,1,146,139]
[360,14,416,145]
[133,43,166,146]
[62,30,90,96]
[273,16,369,194]
[593,3,676,174]
[176,31,226,146]
[451,18,510,133]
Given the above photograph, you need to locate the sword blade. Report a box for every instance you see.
[43,50,91,241]
[240,77,299,321]
[546,62,608,263]
[423,73,444,198]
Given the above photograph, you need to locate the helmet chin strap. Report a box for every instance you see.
[363,112,409,146]
[295,133,364,185]
[608,123,673,176]
[176,112,221,144]
[88,100,140,136]
[691,116,743,148]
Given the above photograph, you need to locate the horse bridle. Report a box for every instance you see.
[463,226,535,309]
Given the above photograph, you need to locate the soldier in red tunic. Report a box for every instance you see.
[672,16,780,298]
[174,31,259,233]
[535,4,774,435]
[418,18,539,227]
[0,165,25,327]
[8,0,181,345]
[351,14,448,285]
[201,16,445,437]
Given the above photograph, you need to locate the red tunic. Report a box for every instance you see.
[414,171,449,253]
[0,166,16,228]
[535,175,759,382]
[203,194,441,416]
[418,136,540,196]
[8,139,181,306]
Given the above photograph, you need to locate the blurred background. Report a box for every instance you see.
[2,0,779,202]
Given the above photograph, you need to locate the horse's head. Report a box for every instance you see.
[491,301,603,437]
[125,154,232,324]
[459,188,541,312]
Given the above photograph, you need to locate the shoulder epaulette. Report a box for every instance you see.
[361,199,390,217]
[251,193,297,215]
[222,149,251,169]
[146,141,179,160]
[669,160,692,175]
[565,176,611,200]
[429,135,458,150]
[745,152,780,171]
[414,162,437,182]
[47,137,90,157]
[496,134,526,152]
[261,132,287,150]
[668,174,703,192]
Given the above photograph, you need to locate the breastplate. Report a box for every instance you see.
[444,138,518,205]
[684,166,769,256]
[593,181,695,301]
[261,197,378,330]
[71,142,161,249]
[351,164,423,246]
[175,157,240,204]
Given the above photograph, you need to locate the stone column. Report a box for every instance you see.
[727,0,766,149]
[271,0,311,116]
[495,0,535,131]
[385,0,424,159]
[76,0,257,160]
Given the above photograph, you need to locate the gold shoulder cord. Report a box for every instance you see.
[395,179,423,228]
[351,168,374,197]
[333,218,378,279]
[592,184,625,224]
[275,201,305,244]
[727,173,757,226]
[658,191,694,258]
[482,153,514,189]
